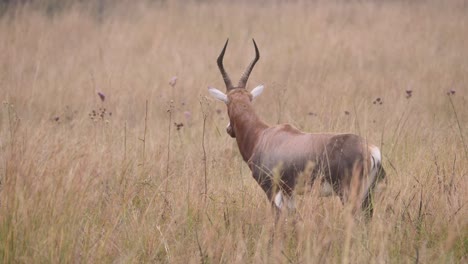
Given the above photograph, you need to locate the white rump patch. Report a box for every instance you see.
[208,87,228,103]
[369,145,381,171]
[362,145,383,200]
[250,85,264,100]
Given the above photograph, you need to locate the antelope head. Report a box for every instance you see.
[208,39,265,138]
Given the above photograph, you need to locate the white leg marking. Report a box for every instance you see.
[274,191,296,212]
[319,181,334,197]
[286,195,296,211]
[274,191,283,209]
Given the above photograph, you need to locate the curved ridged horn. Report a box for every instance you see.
[238,39,260,88]
[217,39,234,90]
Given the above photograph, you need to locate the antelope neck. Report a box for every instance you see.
[228,96,268,162]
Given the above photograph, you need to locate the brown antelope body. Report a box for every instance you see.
[208,39,386,217]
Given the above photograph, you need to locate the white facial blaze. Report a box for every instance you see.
[208,87,228,103]
[250,85,264,100]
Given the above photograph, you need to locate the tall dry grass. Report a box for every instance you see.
[0,0,467,263]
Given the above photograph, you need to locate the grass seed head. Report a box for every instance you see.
[97,91,105,102]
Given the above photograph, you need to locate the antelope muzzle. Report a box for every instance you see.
[226,122,235,138]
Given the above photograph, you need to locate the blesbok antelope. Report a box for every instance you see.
[208,39,386,218]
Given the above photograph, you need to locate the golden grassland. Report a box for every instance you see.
[0,0,467,263]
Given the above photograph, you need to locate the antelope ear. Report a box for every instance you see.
[251,85,264,100]
[208,87,228,103]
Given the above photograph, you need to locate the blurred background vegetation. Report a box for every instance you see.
[0,0,466,263]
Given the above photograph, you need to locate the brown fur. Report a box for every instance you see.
[212,40,385,218]
[225,88,385,217]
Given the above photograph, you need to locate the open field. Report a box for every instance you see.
[0,0,467,263]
